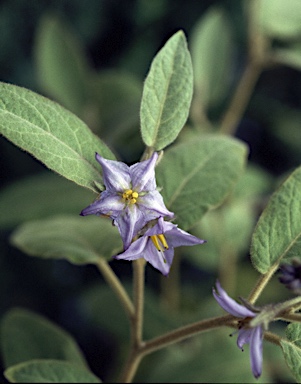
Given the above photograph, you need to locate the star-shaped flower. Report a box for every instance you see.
[80,152,173,249]
[213,281,263,379]
[115,217,205,276]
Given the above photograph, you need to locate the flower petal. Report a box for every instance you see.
[96,153,131,191]
[250,326,263,379]
[237,328,253,350]
[80,192,124,217]
[213,281,255,318]
[114,204,147,249]
[115,236,148,261]
[143,241,173,276]
[139,191,174,218]
[130,152,158,191]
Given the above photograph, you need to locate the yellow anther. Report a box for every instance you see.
[157,234,169,249]
[122,189,139,204]
[122,189,133,199]
[151,235,163,252]
[150,234,169,252]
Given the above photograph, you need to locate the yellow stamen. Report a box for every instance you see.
[122,189,139,204]
[150,234,169,253]
[157,234,169,249]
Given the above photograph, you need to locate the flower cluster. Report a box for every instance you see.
[81,152,205,275]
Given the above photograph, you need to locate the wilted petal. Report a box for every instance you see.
[250,326,263,379]
[213,281,255,318]
[237,328,253,350]
[130,152,158,191]
[96,153,131,191]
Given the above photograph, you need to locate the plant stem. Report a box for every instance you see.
[118,314,235,382]
[247,263,279,305]
[140,314,235,356]
[96,259,135,319]
[219,60,262,136]
[132,258,146,346]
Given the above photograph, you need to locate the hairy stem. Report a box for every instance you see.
[96,259,135,319]
[247,263,279,304]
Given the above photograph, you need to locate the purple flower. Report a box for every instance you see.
[213,281,263,379]
[115,217,205,276]
[81,152,174,249]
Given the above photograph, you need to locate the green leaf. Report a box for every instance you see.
[4,360,101,383]
[156,134,248,230]
[0,82,115,192]
[1,308,87,369]
[273,43,301,72]
[281,325,301,383]
[190,6,233,108]
[10,215,123,265]
[0,172,93,229]
[140,30,193,150]
[251,166,301,274]
[258,0,301,39]
[34,14,89,115]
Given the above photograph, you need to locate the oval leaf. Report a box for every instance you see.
[258,0,301,40]
[1,308,87,369]
[0,173,93,229]
[0,82,115,192]
[281,339,301,383]
[190,6,233,108]
[35,14,89,115]
[156,134,248,230]
[140,30,193,150]
[251,166,301,274]
[4,360,101,383]
[10,215,123,265]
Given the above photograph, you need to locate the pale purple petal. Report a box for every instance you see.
[113,204,144,250]
[130,152,158,191]
[80,193,124,217]
[115,236,148,261]
[213,281,255,318]
[143,242,172,276]
[96,153,131,191]
[237,328,253,350]
[250,326,263,379]
[139,191,174,218]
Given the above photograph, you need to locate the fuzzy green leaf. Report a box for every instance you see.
[190,6,233,108]
[0,82,115,192]
[10,215,123,265]
[1,308,87,369]
[0,173,93,229]
[140,30,193,150]
[4,360,101,383]
[156,135,247,230]
[281,324,301,383]
[251,166,301,274]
